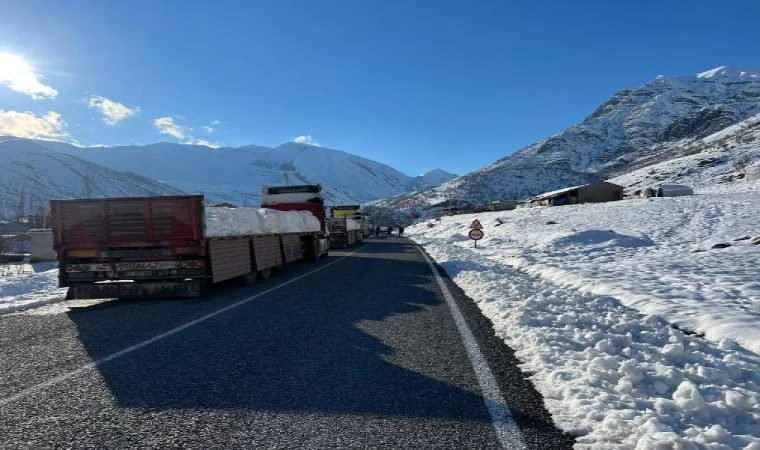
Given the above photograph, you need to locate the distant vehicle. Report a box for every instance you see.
[328,205,364,248]
[640,184,694,198]
[52,191,328,300]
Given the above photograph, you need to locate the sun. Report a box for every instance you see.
[0,51,58,99]
[0,52,32,78]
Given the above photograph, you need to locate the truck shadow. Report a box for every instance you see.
[65,239,494,423]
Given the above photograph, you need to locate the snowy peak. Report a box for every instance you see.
[695,65,760,79]
[415,169,458,187]
[372,65,760,212]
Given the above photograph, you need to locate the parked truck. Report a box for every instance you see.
[328,205,365,248]
[52,189,328,300]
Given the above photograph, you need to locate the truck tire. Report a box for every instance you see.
[258,268,272,280]
[307,238,320,262]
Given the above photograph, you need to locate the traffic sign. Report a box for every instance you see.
[469,219,483,229]
[468,229,484,240]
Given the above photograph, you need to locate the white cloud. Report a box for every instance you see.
[0,52,58,99]
[210,120,221,125]
[0,110,70,141]
[153,116,218,147]
[201,125,214,133]
[88,95,139,125]
[294,135,320,146]
[153,117,188,140]
[192,139,219,148]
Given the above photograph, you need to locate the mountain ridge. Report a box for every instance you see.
[371,65,760,212]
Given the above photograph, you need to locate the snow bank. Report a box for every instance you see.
[204,207,320,237]
[408,182,760,448]
[0,263,68,314]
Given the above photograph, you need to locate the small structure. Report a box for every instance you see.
[640,184,694,198]
[28,229,57,262]
[530,181,624,207]
[486,200,521,212]
[0,234,31,254]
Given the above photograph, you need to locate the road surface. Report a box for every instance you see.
[0,237,574,449]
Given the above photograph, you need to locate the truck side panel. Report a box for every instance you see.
[280,234,305,263]
[251,235,282,271]
[208,237,252,283]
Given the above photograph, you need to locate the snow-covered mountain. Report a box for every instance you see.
[413,169,458,187]
[0,140,184,219]
[374,66,760,210]
[28,140,451,207]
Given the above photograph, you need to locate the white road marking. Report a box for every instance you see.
[0,244,369,408]
[417,244,527,450]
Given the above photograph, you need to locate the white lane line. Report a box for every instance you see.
[417,244,526,450]
[0,243,370,409]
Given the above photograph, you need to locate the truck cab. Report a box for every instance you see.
[261,184,330,258]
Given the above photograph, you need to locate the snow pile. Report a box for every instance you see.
[204,207,320,237]
[408,182,760,448]
[0,263,67,314]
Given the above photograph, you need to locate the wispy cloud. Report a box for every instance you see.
[88,95,139,125]
[294,135,320,146]
[153,117,188,140]
[0,110,70,141]
[0,52,58,99]
[201,125,214,133]
[210,120,221,125]
[153,117,218,147]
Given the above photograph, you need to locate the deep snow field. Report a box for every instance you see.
[408,180,760,449]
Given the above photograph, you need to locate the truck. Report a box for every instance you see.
[52,189,329,300]
[328,205,365,248]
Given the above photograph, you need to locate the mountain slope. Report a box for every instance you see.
[0,140,184,219]
[374,66,760,210]
[37,141,450,206]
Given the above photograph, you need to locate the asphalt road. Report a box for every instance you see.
[0,237,574,449]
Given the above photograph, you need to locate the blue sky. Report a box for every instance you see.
[0,0,758,176]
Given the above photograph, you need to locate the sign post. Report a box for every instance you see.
[468,219,484,247]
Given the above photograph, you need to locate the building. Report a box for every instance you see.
[529,181,624,207]
[486,200,521,211]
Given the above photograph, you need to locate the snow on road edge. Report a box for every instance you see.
[410,237,760,448]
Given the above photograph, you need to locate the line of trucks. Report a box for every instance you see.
[51,184,374,300]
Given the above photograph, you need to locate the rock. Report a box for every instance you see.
[710,243,731,249]
[733,236,751,241]
[546,221,558,225]
[751,236,760,245]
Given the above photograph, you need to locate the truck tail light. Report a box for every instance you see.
[174,246,199,256]
[66,249,98,258]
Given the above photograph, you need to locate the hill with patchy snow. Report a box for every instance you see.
[0,140,184,219]
[374,66,760,211]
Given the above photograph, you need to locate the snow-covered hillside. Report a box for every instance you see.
[0,140,184,219]
[375,66,760,210]
[33,140,450,207]
[611,113,760,191]
[408,180,760,448]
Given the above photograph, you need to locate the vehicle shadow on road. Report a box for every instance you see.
[65,239,496,423]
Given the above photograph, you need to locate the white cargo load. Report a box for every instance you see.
[204,207,320,237]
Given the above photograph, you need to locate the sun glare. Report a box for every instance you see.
[0,51,58,99]
[0,52,33,79]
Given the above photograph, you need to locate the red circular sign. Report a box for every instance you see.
[468,229,484,240]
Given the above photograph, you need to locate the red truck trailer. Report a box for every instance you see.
[51,194,326,299]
